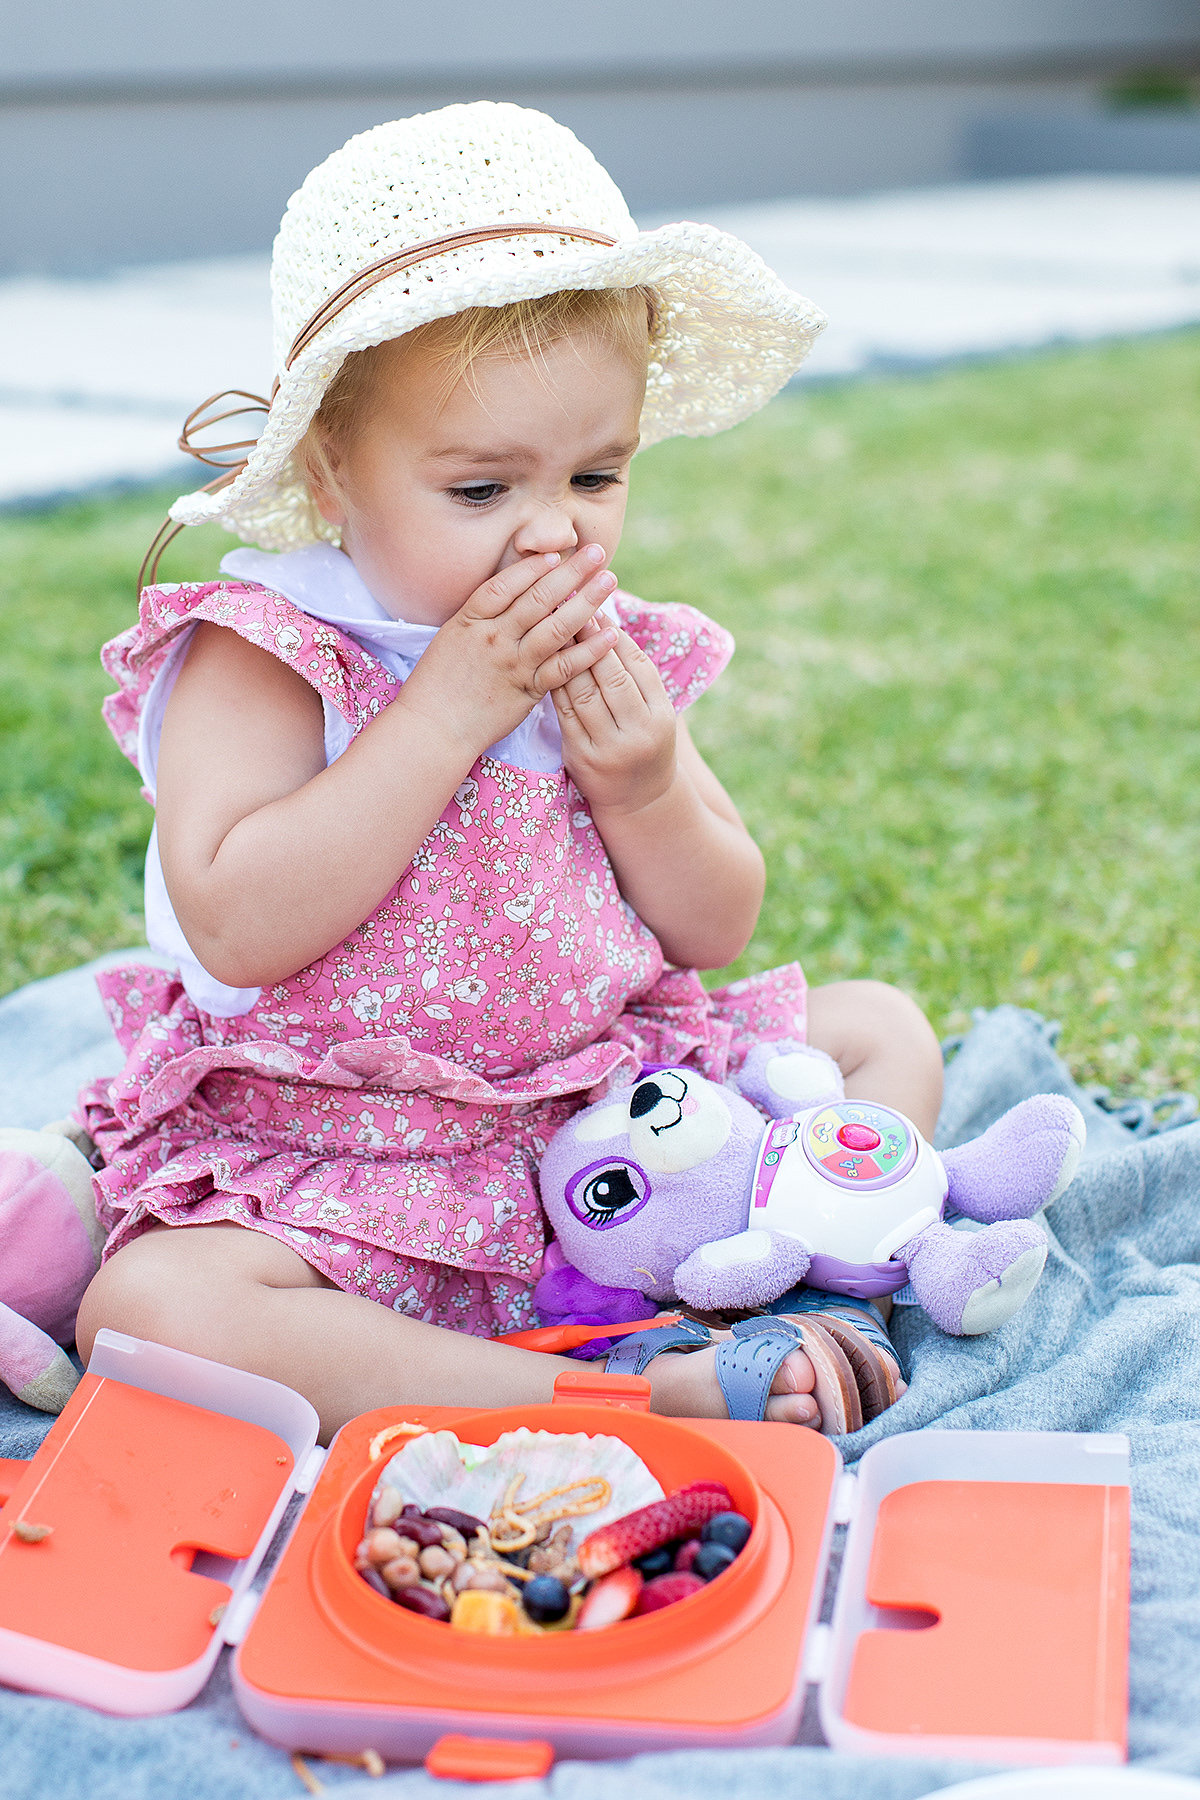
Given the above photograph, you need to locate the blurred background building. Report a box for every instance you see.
[3,0,1200,272]
[2,1,1199,505]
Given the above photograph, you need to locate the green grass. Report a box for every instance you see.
[2,331,1199,1093]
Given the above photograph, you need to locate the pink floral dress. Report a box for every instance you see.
[79,578,808,1336]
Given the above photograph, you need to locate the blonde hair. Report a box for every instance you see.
[299,285,658,487]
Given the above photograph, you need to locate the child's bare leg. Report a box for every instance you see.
[75,1222,819,1442]
[806,978,943,1138]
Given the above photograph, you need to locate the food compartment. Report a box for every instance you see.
[320,1400,770,1669]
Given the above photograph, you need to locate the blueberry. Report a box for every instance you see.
[522,1574,571,1623]
[701,1511,752,1553]
[634,1543,677,1578]
[692,1541,737,1582]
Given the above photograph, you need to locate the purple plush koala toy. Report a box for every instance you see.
[536,1042,1085,1338]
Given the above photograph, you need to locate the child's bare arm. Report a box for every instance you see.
[156,546,617,987]
[553,629,764,969]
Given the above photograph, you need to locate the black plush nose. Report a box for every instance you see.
[630,1080,663,1119]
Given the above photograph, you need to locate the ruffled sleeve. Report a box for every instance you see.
[611,591,734,711]
[99,579,399,770]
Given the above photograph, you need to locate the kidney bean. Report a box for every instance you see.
[400,1515,446,1550]
[394,1585,451,1622]
[425,1506,487,1540]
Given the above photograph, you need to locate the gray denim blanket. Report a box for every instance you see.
[1,956,1199,1799]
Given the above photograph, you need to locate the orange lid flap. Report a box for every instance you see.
[0,1331,319,1712]
[822,1428,1130,1762]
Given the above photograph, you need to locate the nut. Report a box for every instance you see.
[418,1545,456,1580]
[379,1554,421,1590]
[464,1564,512,1593]
[362,1527,408,1567]
[370,1484,404,1528]
[528,1523,574,1576]
[11,1521,52,1544]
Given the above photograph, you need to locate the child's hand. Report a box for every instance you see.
[402,545,619,755]
[551,626,678,817]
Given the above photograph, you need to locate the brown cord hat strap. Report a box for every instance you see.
[139,220,619,592]
[285,222,618,368]
[138,390,273,589]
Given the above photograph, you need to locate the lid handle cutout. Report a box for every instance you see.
[425,1735,555,1781]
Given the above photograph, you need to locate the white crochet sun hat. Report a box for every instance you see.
[168,101,826,554]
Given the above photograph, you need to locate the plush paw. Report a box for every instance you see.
[0,1299,81,1413]
[0,1126,103,1347]
[902,1218,1048,1335]
[733,1041,844,1118]
[941,1096,1086,1224]
[675,1229,813,1311]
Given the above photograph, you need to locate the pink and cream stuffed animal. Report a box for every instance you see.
[537,1043,1085,1337]
[0,1124,103,1412]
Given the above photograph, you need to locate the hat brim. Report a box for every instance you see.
[169,221,825,551]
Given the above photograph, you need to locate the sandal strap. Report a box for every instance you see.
[603,1318,712,1376]
[768,1289,908,1382]
[716,1319,811,1422]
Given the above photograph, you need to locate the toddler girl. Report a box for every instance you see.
[74,104,944,1439]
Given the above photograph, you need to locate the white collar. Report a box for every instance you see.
[218,542,571,774]
[220,543,440,662]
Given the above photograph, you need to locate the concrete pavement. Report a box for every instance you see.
[1,176,1197,507]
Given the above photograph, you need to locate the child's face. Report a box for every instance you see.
[310,326,646,625]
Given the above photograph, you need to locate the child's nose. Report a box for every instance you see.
[511,503,579,559]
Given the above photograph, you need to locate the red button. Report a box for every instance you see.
[837,1122,881,1151]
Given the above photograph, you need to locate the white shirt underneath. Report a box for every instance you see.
[140,543,601,1017]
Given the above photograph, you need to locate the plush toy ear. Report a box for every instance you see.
[533,1242,659,1328]
[732,1041,844,1119]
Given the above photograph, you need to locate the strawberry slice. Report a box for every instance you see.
[577,1482,735,1580]
[576,1564,644,1631]
[634,1571,705,1615]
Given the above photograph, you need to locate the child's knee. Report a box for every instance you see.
[75,1227,224,1362]
[810,978,937,1065]
[851,980,940,1064]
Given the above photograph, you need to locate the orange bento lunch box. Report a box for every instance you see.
[0,1329,1129,1777]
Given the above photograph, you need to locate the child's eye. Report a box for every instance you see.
[573,472,622,492]
[449,483,506,506]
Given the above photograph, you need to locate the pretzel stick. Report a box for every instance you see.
[367,1421,429,1462]
[291,1752,324,1795]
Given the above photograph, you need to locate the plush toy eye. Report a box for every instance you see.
[563,1159,651,1230]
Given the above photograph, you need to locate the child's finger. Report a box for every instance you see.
[521,570,617,667]
[609,628,669,706]
[581,642,651,730]
[469,543,608,622]
[533,624,618,695]
[551,677,603,750]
